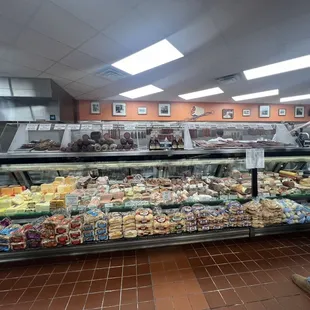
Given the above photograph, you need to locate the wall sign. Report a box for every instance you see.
[113,102,126,116]
[90,101,100,114]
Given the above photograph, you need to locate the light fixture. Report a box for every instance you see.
[178,87,224,100]
[280,94,310,102]
[119,84,163,99]
[232,89,279,101]
[112,39,184,75]
[243,55,310,80]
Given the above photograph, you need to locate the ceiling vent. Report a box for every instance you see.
[216,73,240,85]
[95,65,129,81]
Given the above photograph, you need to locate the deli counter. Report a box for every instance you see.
[0,121,310,261]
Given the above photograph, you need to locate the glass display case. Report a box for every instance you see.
[0,121,310,261]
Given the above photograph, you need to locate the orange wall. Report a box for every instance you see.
[78,101,310,122]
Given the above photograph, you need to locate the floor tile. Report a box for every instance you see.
[204,291,226,308]
[85,292,104,309]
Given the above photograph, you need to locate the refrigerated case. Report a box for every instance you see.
[0,122,310,261]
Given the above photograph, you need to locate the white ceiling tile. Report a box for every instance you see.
[0,0,43,25]
[0,60,41,77]
[102,9,165,51]
[77,75,110,88]
[16,29,72,61]
[50,0,138,31]
[29,1,97,48]
[168,13,219,55]
[46,63,87,80]
[136,0,206,38]
[0,16,23,44]
[65,81,95,93]
[78,33,131,63]
[82,88,107,100]
[38,72,72,87]
[64,87,84,97]
[60,50,105,72]
[1,46,54,71]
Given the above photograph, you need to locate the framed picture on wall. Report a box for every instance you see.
[295,106,304,118]
[222,109,234,119]
[90,101,100,114]
[259,105,270,118]
[158,103,171,116]
[137,107,147,115]
[278,108,286,116]
[112,102,126,116]
[242,109,251,117]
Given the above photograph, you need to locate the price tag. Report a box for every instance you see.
[54,124,66,130]
[246,149,265,169]
[26,124,38,131]
[38,124,51,131]
[65,194,79,206]
[198,183,204,188]
[162,191,171,201]
[104,203,113,208]
[124,124,136,130]
[189,184,197,189]
[77,206,86,213]
[67,124,80,130]
[125,201,135,207]
[81,124,93,130]
[229,194,238,200]
[102,124,113,130]
[263,193,271,197]
[92,124,101,131]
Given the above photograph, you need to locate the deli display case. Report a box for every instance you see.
[0,121,310,261]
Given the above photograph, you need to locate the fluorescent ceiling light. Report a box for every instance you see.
[178,87,224,100]
[280,94,310,102]
[244,55,310,80]
[112,39,183,75]
[232,89,279,101]
[119,84,163,99]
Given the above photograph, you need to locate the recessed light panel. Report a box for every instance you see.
[280,94,310,102]
[112,39,183,75]
[243,55,310,80]
[119,84,163,99]
[178,87,223,100]
[232,89,279,101]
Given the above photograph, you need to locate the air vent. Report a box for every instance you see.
[96,65,129,81]
[216,73,240,85]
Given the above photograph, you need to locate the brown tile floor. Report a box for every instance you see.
[0,233,310,309]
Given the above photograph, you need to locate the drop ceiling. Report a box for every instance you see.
[1,0,310,103]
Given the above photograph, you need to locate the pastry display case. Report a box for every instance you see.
[0,121,310,261]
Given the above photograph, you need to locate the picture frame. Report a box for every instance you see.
[137,107,147,115]
[158,103,171,117]
[112,102,126,116]
[259,105,270,118]
[242,109,251,117]
[90,101,100,114]
[278,108,286,116]
[222,109,234,119]
[295,106,304,118]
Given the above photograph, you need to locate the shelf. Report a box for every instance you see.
[0,228,250,263]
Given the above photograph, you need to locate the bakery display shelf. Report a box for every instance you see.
[0,158,244,172]
[2,147,310,165]
[0,198,252,224]
[250,223,310,237]
[0,228,250,263]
